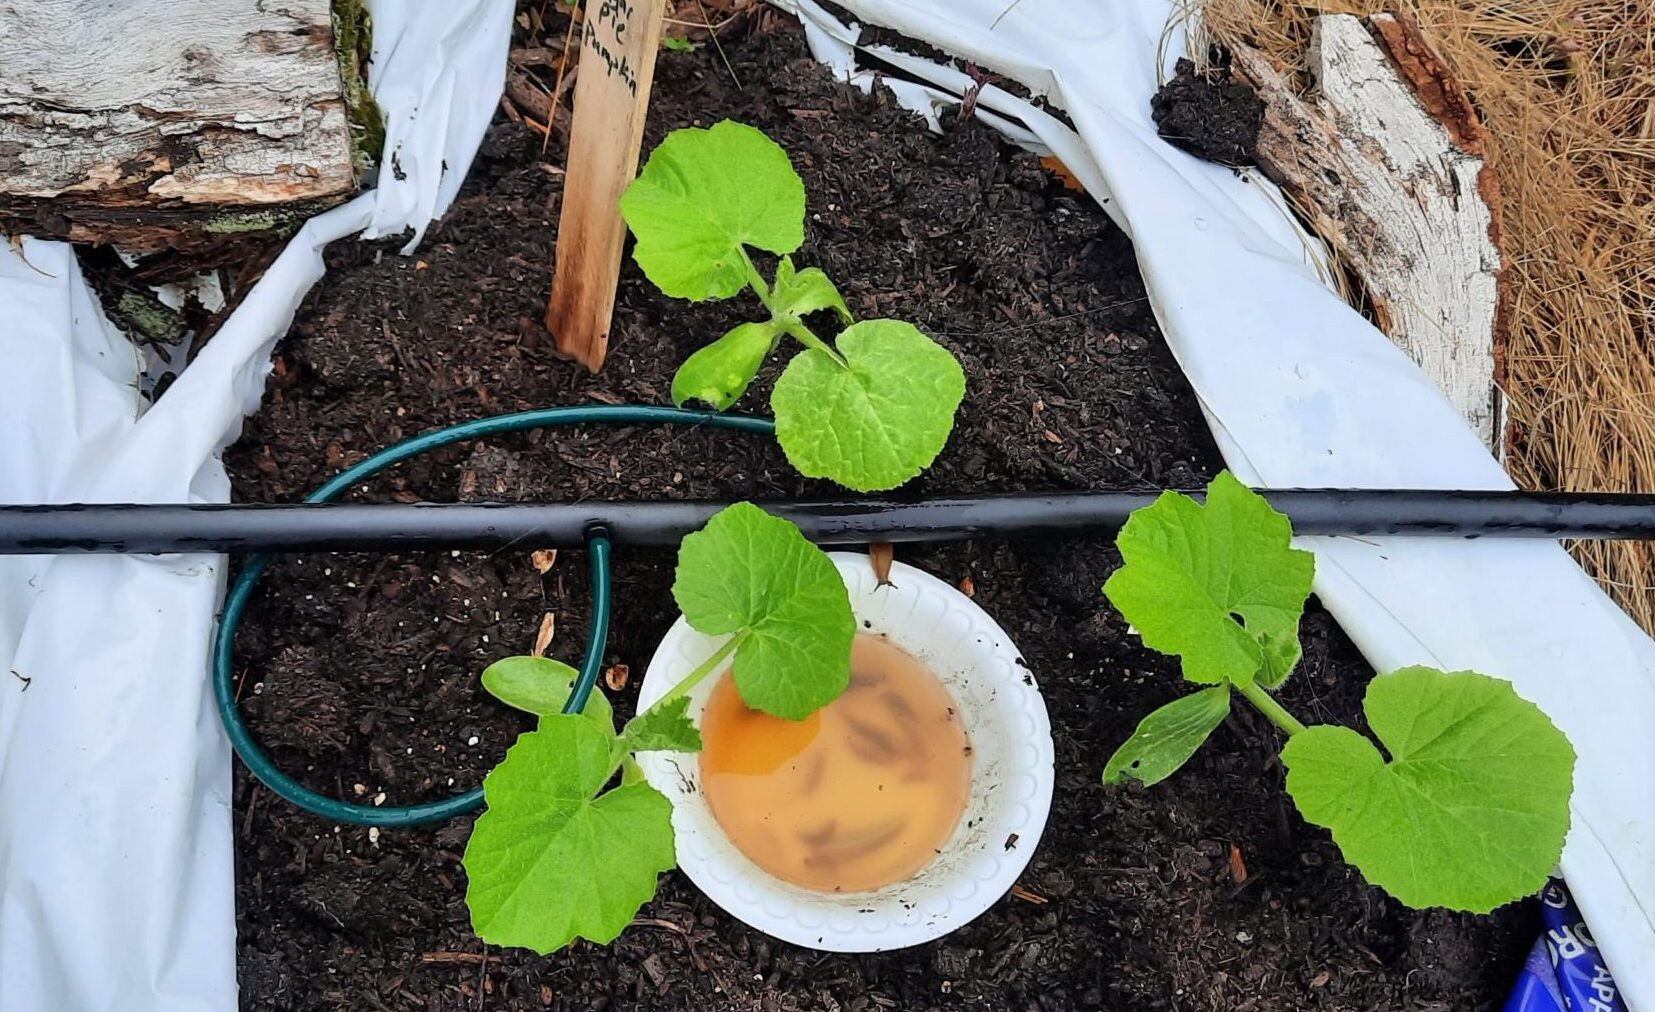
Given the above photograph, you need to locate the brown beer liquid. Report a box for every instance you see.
[699,634,972,893]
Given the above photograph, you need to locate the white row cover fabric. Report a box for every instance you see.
[0,3,512,1009]
[781,0,1655,1005]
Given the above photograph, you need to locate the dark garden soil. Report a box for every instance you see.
[223,15,1533,1012]
[1151,58,1264,168]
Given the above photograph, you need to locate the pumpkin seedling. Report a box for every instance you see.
[462,502,855,953]
[1102,472,1576,913]
[620,120,966,492]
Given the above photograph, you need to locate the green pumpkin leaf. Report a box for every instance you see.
[1102,472,1314,688]
[670,320,782,410]
[621,697,704,753]
[771,319,965,492]
[619,121,804,301]
[672,502,854,719]
[464,716,675,953]
[771,256,852,324]
[481,656,613,733]
[1103,685,1231,786]
[1281,666,1575,912]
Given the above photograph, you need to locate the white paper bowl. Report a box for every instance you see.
[635,552,1055,952]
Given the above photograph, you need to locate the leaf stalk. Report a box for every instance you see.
[648,630,749,714]
[1236,680,1308,736]
[739,248,772,306]
[779,318,849,367]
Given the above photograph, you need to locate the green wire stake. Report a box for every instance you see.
[212,405,773,827]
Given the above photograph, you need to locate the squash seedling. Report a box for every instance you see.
[620,120,966,492]
[462,503,855,953]
[1102,472,1576,913]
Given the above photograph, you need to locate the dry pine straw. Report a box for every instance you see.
[1196,0,1655,632]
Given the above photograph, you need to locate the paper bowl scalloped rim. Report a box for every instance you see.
[635,552,1056,953]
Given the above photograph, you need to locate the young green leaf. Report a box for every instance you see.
[771,256,853,324]
[1281,667,1575,912]
[1103,685,1231,787]
[1102,471,1314,688]
[464,716,675,953]
[619,121,804,301]
[621,697,704,753]
[671,320,782,410]
[1256,628,1306,691]
[481,656,614,733]
[672,502,854,719]
[771,319,966,492]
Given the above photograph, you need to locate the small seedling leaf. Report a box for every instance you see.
[621,697,704,753]
[464,716,675,952]
[673,502,854,718]
[481,656,613,733]
[1103,685,1231,786]
[771,256,853,324]
[1102,472,1313,687]
[771,319,965,491]
[620,121,804,301]
[671,320,782,410]
[1281,667,1575,912]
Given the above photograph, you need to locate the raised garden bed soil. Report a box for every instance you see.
[224,17,1533,1011]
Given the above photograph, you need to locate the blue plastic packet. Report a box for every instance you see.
[1502,877,1626,1012]
[1504,938,1567,1012]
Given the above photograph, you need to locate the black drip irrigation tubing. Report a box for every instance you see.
[9,489,1655,554]
[7,403,1655,828]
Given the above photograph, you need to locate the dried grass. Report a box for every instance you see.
[1197,0,1655,631]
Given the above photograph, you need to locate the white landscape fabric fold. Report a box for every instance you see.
[784,0,1655,1004]
[0,3,511,1010]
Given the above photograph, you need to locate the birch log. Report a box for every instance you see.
[0,0,357,252]
[1229,14,1507,451]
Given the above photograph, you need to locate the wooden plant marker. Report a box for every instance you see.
[545,0,669,372]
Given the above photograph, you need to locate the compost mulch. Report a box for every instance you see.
[224,17,1533,1011]
[1151,58,1265,168]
